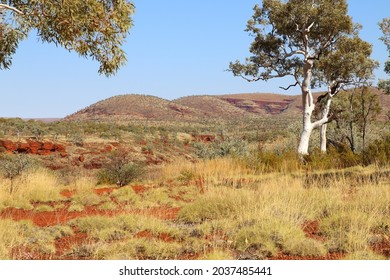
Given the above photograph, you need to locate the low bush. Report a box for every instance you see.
[97,149,144,187]
[364,134,390,166]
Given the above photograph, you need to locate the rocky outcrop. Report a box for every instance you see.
[0,140,66,155]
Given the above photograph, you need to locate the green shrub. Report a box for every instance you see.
[97,149,144,187]
[0,154,32,194]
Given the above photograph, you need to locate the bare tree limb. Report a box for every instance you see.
[0,4,23,15]
[280,81,299,90]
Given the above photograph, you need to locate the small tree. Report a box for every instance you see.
[329,88,381,155]
[0,0,135,76]
[97,149,143,187]
[357,87,382,163]
[0,153,31,194]
[229,0,375,155]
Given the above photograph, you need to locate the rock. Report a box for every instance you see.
[0,139,67,155]
[0,140,17,152]
[55,144,66,153]
[27,140,42,154]
[17,143,30,153]
[42,142,55,151]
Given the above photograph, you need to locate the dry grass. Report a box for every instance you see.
[0,155,389,260]
[0,168,63,210]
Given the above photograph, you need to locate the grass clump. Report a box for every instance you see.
[0,219,73,259]
[97,201,118,211]
[68,202,85,212]
[177,187,248,223]
[111,186,140,205]
[34,204,55,212]
[200,250,234,260]
[91,238,183,260]
[69,214,182,242]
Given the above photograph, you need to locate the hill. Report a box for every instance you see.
[65,94,203,123]
[65,89,390,123]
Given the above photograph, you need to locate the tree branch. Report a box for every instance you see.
[0,4,23,15]
[305,22,315,33]
[280,81,299,90]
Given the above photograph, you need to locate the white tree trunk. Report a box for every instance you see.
[297,59,315,155]
[318,89,334,153]
[298,124,313,155]
[320,124,327,153]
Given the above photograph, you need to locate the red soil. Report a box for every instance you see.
[270,220,344,260]
[0,204,180,227]
[302,220,326,242]
[60,189,76,198]
[131,185,147,194]
[371,237,390,257]
[54,231,89,257]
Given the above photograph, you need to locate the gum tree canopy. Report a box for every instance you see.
[0,0,135,76]
[379,18,390,93]
[229,0,376,155]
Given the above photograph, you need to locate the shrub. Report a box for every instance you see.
[0,154,31,194]
[364,134,390,166]
[245,148,300,173]
[97,149,144,187]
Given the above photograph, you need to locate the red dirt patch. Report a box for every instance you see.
[94,187,118,195]
[0,204,180,227]
[60,189,76,198]
[302,220,326,242]
[131,185,147,194]
[371,236,390,257]
[54,231,89,257]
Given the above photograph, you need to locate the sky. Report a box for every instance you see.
[0,0,389,118]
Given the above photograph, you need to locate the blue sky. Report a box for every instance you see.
[1,0,389,118]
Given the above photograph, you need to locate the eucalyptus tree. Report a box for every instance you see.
[379,18,390,94]
[313,35,378,152]
[0,0,135,76]
[229,0,375,155]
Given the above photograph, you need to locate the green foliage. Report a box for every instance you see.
[1,0,135,75]
[229,0,354,81]
[0,153,31,193]
[304,147,361,170]
[379,18,390,93]
[229,0,375,155]
[97,149,144,186]
[327,88,382,153]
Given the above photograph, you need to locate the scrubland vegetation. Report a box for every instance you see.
[0,115,389,260]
